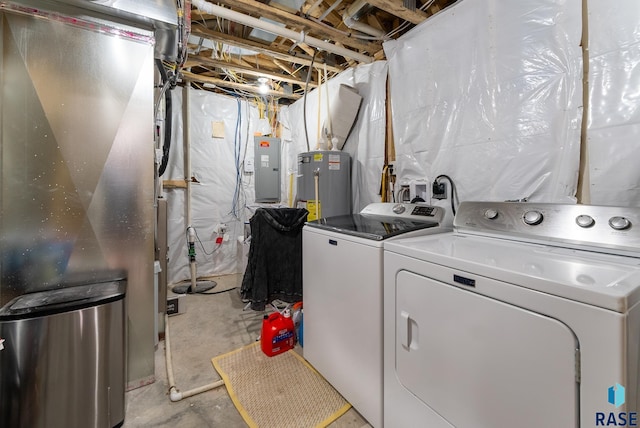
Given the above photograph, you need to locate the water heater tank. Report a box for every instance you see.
[297,151,351,220]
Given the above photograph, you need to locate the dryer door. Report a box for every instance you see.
[395,270,579,428]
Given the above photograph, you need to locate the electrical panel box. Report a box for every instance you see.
[254,137,281,202]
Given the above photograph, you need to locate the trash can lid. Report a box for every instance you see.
[0,280,126,320]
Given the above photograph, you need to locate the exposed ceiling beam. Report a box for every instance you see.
[189,2,372,63]
[365,0,427,24]
[185,55,318,88]
[190,26,345,73]
[182,71,302,100]
[193,1,381,53]
[273,59,302,77]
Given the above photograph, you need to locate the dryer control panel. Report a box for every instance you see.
[361,202,443,222]
[454,201,640,255]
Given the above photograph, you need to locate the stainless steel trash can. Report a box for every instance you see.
[0,277,126,428]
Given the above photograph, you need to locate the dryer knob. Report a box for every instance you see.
[609,216,631,230]
[576,215,595,228]
[523,210,543,226]
[484,209,499,220]
[392,204,406,214]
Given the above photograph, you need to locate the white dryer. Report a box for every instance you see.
[303,202,450,427]
[384,201,640,428]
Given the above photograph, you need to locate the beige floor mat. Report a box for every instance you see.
[212,342,351,428]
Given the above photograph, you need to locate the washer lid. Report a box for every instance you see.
[305,213,440,240]
[385,232,640,312]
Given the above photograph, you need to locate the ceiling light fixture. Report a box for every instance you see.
[258,78,270,94]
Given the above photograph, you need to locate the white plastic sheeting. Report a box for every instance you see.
[160,0,640,284]
[587,0,640,206]
[384,0,583,217]
[163,89,268,285]
[162,61,387,284]
[279,61,389,213]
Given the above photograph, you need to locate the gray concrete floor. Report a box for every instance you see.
[123,274,371,428]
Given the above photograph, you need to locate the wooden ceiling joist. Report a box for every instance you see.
[183,0,459,104]
[192,1,381,54]
[190,26,345,74]
[365,0,428,24]
[185,55,318,88]
[182,71,302,100]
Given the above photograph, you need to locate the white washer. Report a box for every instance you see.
[303,202,450,427]
[384,201,640,428]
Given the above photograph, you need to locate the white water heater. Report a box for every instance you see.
[297,151,351,220]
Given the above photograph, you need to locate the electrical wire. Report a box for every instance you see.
[199,286,238,295]
[385,0,437,38]
[434,174,459,216]
[155,59,173,177]
[240,100,252,212]
[184,227,222,257]
[189,82,253,220]
[237,99,252,218]
[230,99,243,219]
[175,0,190,70]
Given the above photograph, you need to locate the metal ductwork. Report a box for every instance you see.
[9,0,180,59]
[67,0,180,60]
[1,0,159,390]
[269,0,305,13]
[342,0,385,38]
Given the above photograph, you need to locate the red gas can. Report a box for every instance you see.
[261,310,295,357]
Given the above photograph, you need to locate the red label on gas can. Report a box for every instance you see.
[261,312,295,357]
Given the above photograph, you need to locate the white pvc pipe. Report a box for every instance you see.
[342,0,385,37]
[342,0,385,38]
[165,314,225,402]
[346,0,368,17]
[191,0,373,64]
[343,15,386,37]
[183,86,197,293]
[323,63,332,140]
[317,69,322,147]
[184,85,191,234]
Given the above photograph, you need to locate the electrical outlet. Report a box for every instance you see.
[245,159,254,173]
[216,223,227,234]
[432,182,447,200]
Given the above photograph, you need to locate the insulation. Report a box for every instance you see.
[586,0,640,206]
[384,0,583,216]
[163,90,265,285]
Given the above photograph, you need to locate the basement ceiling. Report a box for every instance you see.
[182,0,457,103]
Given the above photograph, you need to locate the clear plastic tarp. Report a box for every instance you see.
[587,0,640,206]
[384,0,583,216]
[160,0,640,283]
[162,61,388,284]
[163,89,267,285]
